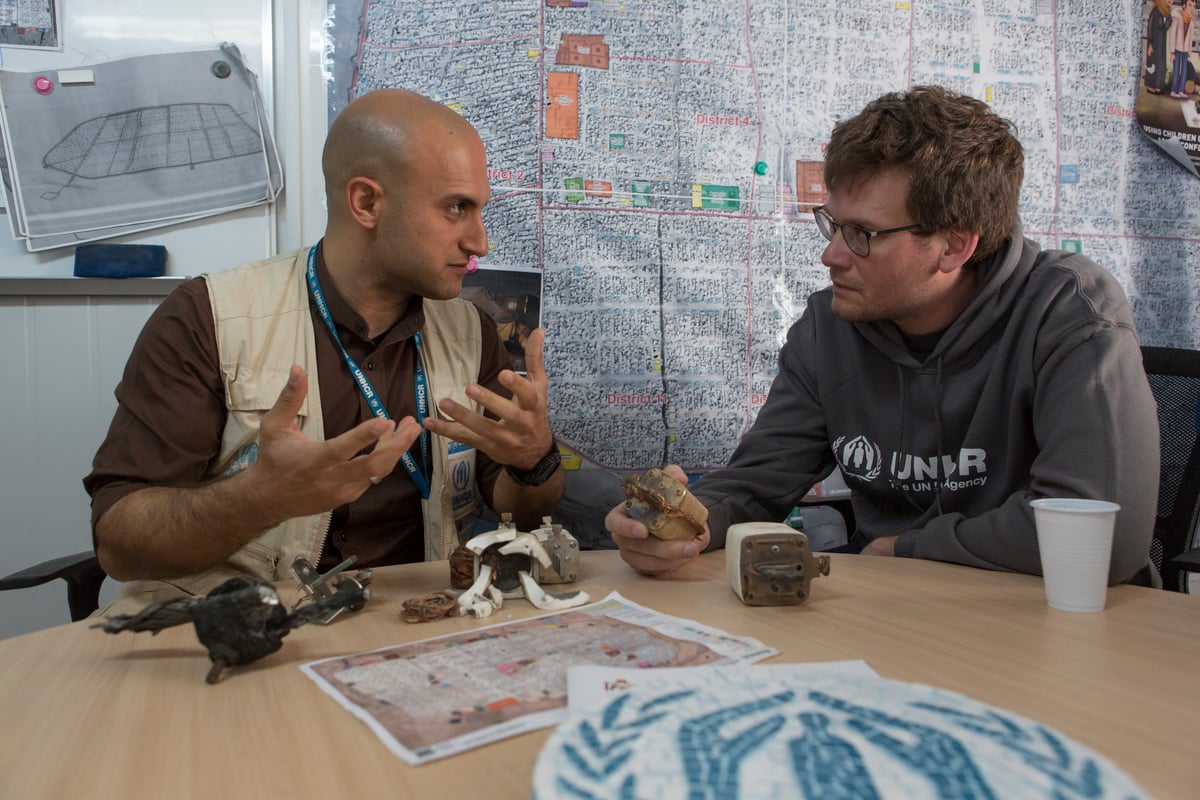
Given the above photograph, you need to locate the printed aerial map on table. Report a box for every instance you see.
[301,592,775,763]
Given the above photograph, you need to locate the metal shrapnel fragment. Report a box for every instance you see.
[400,591,459,623]
[621,468,709,541]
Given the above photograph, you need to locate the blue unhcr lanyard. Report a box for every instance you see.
[305,245,431,499]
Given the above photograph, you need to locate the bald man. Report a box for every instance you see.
[86,90,564,613]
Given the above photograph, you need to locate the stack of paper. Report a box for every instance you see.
[0,43,282,252]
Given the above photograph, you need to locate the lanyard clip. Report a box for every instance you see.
[292,555,373,624]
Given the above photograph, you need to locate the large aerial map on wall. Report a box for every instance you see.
[323,0,1200,475]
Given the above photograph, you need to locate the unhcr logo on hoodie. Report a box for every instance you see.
[834,435,989,492]
[833,435,882,480]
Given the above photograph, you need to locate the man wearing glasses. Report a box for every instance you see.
[608,85,1161,587]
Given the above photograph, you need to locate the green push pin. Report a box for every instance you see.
[754,161,769,176]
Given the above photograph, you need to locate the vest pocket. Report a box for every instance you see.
[216,367,306,478]
[162,565,262,597]
[228,539,283,578]
[226,366,306,416]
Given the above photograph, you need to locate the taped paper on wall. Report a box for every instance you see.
[0,43,282,251]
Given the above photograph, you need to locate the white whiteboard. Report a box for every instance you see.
[0,0,277,278]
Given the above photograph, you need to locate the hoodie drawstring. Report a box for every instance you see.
[897,357,947,516]
[933,355,946,517]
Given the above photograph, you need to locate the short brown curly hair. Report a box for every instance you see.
[823,85,1023,264]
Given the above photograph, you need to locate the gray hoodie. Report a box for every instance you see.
[692,224,1160,586]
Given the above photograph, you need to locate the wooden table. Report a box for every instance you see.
[1,551,1197,799]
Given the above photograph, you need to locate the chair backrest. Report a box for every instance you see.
[0,551,105,621]
[1141,346,1200,592]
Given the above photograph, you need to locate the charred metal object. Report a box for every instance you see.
[292,555,373,624]
[92,576,368,683]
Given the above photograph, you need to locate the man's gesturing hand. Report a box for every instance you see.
[423,328,556,470]
[247,365,421,521]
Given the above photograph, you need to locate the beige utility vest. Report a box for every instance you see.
[104,249,483,614]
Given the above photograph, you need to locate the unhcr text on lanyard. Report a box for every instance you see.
[305,245,432,499]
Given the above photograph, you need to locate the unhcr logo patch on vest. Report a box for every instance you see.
[448,440,477,515]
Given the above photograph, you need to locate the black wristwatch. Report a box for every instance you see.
[504,439,562,486]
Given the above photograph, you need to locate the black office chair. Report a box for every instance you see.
[1141,346,1200,592]
[0,551,106,622]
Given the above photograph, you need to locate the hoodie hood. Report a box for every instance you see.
[853,220,1036,367]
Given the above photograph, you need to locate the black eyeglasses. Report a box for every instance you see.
[812,205,923,257]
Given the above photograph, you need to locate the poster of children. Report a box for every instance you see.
[1137,0,1200,174]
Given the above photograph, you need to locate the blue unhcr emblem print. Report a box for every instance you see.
[221,441,259,477]
[533,675,1148,799]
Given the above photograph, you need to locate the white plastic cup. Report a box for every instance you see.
[1030,498,1120,612]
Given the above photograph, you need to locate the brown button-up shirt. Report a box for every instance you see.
[84,244,509,570]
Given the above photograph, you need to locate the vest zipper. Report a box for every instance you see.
[312,511,333,572]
